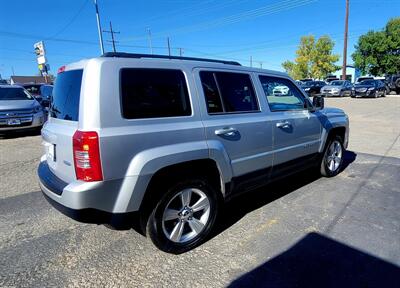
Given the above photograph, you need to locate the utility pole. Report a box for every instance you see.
[147,28,153,54]
[93,0,105,54]
[341,0,349,80]
[259,62,263,69]
[167,37,171,56]
[103,21,120,52]
[250,56,253,67]
[179,48,183,57]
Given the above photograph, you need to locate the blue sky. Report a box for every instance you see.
[0,0,399,78]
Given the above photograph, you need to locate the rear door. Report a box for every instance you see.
[41,69,83,183]
[194,69,273,180]
[257,75,321,167]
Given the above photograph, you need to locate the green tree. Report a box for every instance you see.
[282,35,339,79]
[352,17,400,76]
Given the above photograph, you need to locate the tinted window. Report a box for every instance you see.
[216,72,258,112]
[199,71,223,113]
[199,71,258,113]
[50,69,83,121]
[0,87,33,100]
[331,81,345,86]
[121,69,191,119]
[360,80,375,86]
[259,76,307,112]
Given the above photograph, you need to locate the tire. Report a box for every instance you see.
[320,135,345,177]
[374,91,379,98]
[146,178,219,254]
[395,78,400,89]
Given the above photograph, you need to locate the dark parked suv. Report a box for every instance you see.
[385,74,400,94]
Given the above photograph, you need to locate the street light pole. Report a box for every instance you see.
[341,0,349,80]
[147,28,153,54]
[94,0,105,55]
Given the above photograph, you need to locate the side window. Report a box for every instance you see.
[120,68,191,119]
[259,75,307,112]
[199,71,258,114]
[199,71,223,113]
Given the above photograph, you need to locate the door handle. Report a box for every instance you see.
[276,121,292,129]
[215,127,238,136]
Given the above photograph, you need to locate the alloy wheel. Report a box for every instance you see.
[326,140,342,172]
[161,188,211,243]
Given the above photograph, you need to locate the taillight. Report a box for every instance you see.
[72,131,103,182]
[57,65,66,74]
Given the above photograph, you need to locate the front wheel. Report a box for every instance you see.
[146,178,219,254]
[320,135,344,177]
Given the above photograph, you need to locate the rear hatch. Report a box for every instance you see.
[41,69,83,183]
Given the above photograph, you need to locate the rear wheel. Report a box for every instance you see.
[320,135,344,177]
[146,178,219,254]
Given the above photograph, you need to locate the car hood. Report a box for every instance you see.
[0,100,38,111]
[321,107,346,117]
[354,84,374,89]
[321,85,342,90]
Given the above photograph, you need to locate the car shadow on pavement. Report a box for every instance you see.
[0,128,41,139]
[228,232,399,288]
[211,150,357,239]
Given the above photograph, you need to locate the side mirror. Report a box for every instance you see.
[312,95,324,110]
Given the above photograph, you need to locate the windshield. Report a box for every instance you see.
[0,87,33,100]
[360,80,375,85]
[330,81,344,86]
[302,81,315,87]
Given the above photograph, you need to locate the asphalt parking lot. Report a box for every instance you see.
[1,97,399,287]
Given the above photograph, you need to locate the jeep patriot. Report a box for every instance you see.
[38,53,349,253]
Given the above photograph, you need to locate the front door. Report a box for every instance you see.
[258,75,322,170]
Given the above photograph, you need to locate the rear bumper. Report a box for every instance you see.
[38,161,140,222]
[39,161,138,226]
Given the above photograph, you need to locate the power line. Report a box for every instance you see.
[0,30,98,45]
[46,0,89,40]
[120,0,316,42]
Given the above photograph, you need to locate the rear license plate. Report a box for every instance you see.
[7,119,21,125]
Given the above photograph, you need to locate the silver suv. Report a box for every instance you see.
[38,53,349,254]
[0,85,45,132]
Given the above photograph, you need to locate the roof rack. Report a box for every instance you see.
[101,52,241,66]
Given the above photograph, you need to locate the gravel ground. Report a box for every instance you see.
[0,97,399,287]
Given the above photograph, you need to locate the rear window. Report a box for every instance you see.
[120,68,191,119]
[199,71,259,114]
[50,69,83,121]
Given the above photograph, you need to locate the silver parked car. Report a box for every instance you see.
[0,85,45,132]
[38,53,349,254]
[320,80,353,97]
